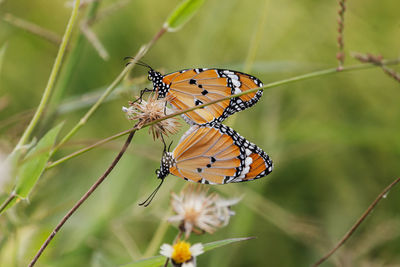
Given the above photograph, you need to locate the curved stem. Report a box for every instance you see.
[0,193,16,213]
[28,130,136,267]
[313,177,400,266]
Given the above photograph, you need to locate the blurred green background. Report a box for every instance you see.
[1,0,400,266]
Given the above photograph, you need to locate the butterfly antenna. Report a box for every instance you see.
[123,57,153,69]
[160,134,167,152]
[137,59,153,70]
[168,140,173,152]
[138,178,165,207]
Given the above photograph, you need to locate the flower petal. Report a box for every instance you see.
[160,243,174,257]
[189,243,204,256]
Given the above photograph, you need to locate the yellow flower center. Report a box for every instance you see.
[171,241,192,264]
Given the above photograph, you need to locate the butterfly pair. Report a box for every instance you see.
[135,63,273,206]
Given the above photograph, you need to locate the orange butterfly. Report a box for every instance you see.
[156,124,273,184]
[145,66,264,125]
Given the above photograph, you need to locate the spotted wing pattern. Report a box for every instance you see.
[148,68,263,125]
[157,124,273,184]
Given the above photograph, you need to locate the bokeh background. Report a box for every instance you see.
[1,0,400,266]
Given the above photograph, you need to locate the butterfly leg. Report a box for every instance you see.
[131,88,154,104]
[163,101,168,115]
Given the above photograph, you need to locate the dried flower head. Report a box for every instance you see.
[122,93,180,140]
[160,240,204,267]
[168,185,240,238]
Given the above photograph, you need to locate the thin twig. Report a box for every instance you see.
[353,52,400,83]
[28,130,136,267]
[3,13,62,45]
[313,177,400,266]
[81,20,110,60]
[380,65,400,83]
[0,193,16,213]
[336,0,346,70]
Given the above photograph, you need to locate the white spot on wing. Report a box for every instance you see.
[243,166,250,174]
[234,88,242,94]
[223,70,234,75]
[228,74,239,81]
[245,149,251,156]
[245,157,253,166]
[232,79,241,87]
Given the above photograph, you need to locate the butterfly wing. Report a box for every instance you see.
[169,124,273,184]
[161,68,263,125]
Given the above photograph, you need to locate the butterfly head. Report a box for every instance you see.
[148,69,168,99]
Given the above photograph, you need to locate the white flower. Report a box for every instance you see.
[160,240,204,267]
[168,185,240,238]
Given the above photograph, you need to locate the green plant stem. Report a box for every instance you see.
[49,1,101,114]
[52,27,167,153]
[47,127,137,169]
[14,0,81,151]
[45,58,400,168]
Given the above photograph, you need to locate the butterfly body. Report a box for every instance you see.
[148,68,263,125]
[157,124,273,184]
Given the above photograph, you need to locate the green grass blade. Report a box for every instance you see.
[0,123,64,213]
[121,237,254,267]
[164,0,205,32]
[202,237,255,252]
[15,122,64,198]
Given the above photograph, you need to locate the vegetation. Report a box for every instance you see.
[0,0,399,266]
